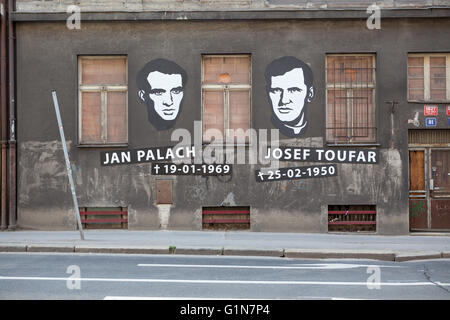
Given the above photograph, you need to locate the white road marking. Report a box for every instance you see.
[0,275,447,286]
[136,263,402,270]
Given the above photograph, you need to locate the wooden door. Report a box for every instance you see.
[430,150,450,229]
[409,150,427,229]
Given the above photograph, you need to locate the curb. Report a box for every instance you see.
[27,245,75,253]
[394,251,443,262]
[0,245,27,252]
[223,248,284,257]
[74,246,170,255]
[0,245,448,262]
[173,247,223,256]
[284,249,396,261]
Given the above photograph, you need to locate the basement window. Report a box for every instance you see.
[202,206,250,230]
[79,207,128,229]
[328,205,376,232]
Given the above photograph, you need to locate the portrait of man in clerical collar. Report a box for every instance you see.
[265,56,315,137]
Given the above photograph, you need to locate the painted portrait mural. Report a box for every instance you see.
[137,59,188,130]
[265,56,315,137]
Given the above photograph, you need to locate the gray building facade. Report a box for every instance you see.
[7,0,450,234]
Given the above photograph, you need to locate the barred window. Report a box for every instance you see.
[202,55,251,144]
[78,56,128,145]
[326,55,376,144]
[408,54,450,102]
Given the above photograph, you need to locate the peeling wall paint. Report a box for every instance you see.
[15,18,447,234]
[19,140,72,207]
[157,204,171,229]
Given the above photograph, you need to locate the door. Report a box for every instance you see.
[430,150,450,229]
[409,149,450,231]
[409,150,427,229]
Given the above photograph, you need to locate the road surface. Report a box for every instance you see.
[0,252,449,300]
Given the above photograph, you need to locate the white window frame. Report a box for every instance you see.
[407,53,450,103]
[78,55,128,146]
[201,54,252,146]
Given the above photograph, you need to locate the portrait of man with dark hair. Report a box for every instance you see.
[137,59,188,130]
[265,56,315,137]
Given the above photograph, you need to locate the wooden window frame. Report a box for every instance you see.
[78,55,128,146]
[407,53,450,103]
[201,54,252,146]
[325,53,377,145]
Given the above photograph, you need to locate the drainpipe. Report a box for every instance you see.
[0,0,7,230]
[7,0,15,230]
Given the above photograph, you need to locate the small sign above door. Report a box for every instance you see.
[425,117,437,127]
[424,105,438,116]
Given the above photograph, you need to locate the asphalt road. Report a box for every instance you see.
[0,252,449,300]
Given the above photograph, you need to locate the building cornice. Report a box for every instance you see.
[11,8,450,22]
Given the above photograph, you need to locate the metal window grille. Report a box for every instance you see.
[328,205,376,232]
[408,129,450,145]
[326,55,376,144]
[80,207,128,229]
[202,206,250,230]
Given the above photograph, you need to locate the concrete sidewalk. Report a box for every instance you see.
[0,230,450,262]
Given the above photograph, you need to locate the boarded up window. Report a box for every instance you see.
[326,55,376,144]
[430,57,447,100]
[80,207,128,229]
[203,91,224,140]
[408,57,425,101]
[79,56,128,144]
[202,206,250,230]
[408,54,450,102]
[202,55,251,144]
[81,92,102,142]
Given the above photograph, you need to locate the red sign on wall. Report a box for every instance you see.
[447,105,450,116]
[424,105,438,116]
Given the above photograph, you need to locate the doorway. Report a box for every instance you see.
[409,148,450,231]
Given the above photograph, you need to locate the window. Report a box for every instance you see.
[326,54,376,144]
[78,56,128,145]
[202,55,251,144]
[328,205,376,232]
[408,53,450,102]
[202,206,250,230]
